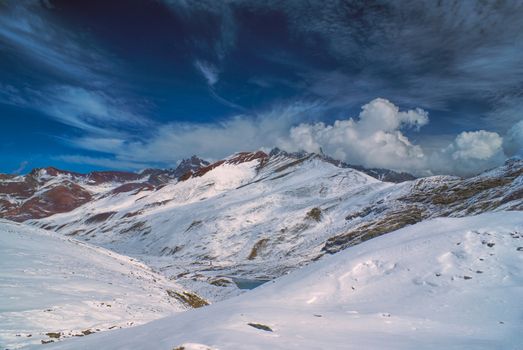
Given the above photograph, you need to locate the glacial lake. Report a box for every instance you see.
[230,277,271,290]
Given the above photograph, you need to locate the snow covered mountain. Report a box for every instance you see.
[18,151,523,301]
[0,150,406,223]
[1,149,522,349]
[0,167,147,222]
[37,211,523,350]
[0,157,210,222]
[0,220,207,349]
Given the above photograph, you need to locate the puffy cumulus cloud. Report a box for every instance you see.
[429,130,505,177]
[278,98,429,173]
[503,120,523,157]
[356,98,428,133]
[450,131,503,161]
[276,98,511,177]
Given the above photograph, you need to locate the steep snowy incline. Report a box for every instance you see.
[42,211,523,350]
[0,221,206,349]
[31,154,386,300]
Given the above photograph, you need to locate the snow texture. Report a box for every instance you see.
[0,220,192,349]
[40,211,523,350]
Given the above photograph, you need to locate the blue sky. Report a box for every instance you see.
[1,0,522,176]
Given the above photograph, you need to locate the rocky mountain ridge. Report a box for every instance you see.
[0,157,209,222]
[0,150,411,222]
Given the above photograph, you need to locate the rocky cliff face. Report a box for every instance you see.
[0,168,93,222]
[0,157,211,222]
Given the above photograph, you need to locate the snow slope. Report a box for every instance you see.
[42,211,523,350]
[0,220,201,349]
[31,154,387,300]
[29,153,523,301]
[30,155,523,303]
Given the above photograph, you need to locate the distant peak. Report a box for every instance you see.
[29,166,79,178]
[505,156,523,166]
[171,156,210,180]
[179,155,210,168]
[226,151,268,165]
[268,147,308,159]
[177,151,268,181]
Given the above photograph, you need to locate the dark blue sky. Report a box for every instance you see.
[1,0,522,175]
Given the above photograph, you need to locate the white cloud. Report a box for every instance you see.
[67,102,316,166]
[0,84,26,105]
[193,59,248,110]
[50,95,512,177]
[0,2,114,84]
[0,85,151,135]
[67,137,129,154]
[43,86,150,131]
[503,120,523,157]
[429,130,505,176]
[277,98,429,173]
[54,155,150,171]
[274,99,510,177]
[194,60,219,86]
[449,131,503,161]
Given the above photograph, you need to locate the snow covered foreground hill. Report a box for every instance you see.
[41,211,523,350]
[0,221,207,349]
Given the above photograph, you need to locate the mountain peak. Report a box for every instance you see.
[268,148,416,183]
[28,166,79,178]
[226,151,268,165]
[178,155,210,169]
[171,156,211,180]
[269,147,309,159]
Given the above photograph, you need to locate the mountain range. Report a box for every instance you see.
[0,149,521,348]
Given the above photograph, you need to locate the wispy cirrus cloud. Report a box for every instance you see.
[12,160,29,174]
[0,85,151,135]
[194,59,247,111]
[0,1,145,145]
[162,0,236,61]
[53,155,151,171]
[194,60,219,86]
[163,0,523,132]
[0,1,115,85]
[64,101,317,166]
